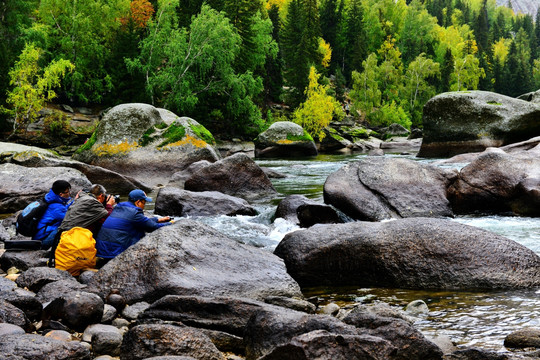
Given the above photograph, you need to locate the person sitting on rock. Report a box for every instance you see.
[56,184,115,239]
[95,189,172,262]
[33,180,73,250]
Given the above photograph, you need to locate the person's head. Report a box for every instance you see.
[128,189,152,209]
[52,180,71,199]
[90,184,108,204]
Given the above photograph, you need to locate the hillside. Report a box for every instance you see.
[498,0,539,16]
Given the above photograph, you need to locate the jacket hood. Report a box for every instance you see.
[45,188,71,205]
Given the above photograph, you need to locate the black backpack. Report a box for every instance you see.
[16,197,49,237]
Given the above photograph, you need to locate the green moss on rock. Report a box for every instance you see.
[75,131,97,154]
[189,123,215,145]
[286,130,313,142]
[139,127,156,147]
[158,123,186,148]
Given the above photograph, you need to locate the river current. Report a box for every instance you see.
[194,153,540,354]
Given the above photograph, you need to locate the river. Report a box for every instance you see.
[194,152,540,354]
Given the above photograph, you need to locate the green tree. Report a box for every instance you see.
[3,43,74,135]
[349,53,381,119]
[281,0,306,105]
[401,53,439,126]
[451,54,485,91]
[293,66,343,141]
[439,47,454,92]
[399,0,438,65]
[264,4,284,102]
[128,3,264,136]
[339,0,367,81]
[36,0,130,104]
[0,0,38,110]
[377,36,403,104]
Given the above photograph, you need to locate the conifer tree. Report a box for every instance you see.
[439,48,454,92]
[341,0,367,80]
[264,4,284,102]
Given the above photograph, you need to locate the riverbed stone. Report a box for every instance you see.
[0,250,49,272]
[120,324,223,360]
[184,153,277,199]
[1,287,42,321]
[122,301,150,321]
[275,195,342,227]
[504,328,540,348]
[254,121,317,158]
[42,291,104,332]
[0,299,33,332]
[36,279,87,303]
[323,157,456,221]
[447,147,540,216]
[0,323,25,336]
[16,266,74,293]
[0,163,91,213]
[73,104,220,185]
[274,217,540,289]
[0,141,151,193]
[418,91,540,157]
[0,334,91,359]
[154,187,257,217]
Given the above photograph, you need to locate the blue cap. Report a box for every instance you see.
[128,189,152,202]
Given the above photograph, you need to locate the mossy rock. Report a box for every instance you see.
[73,104,220,185]
[254,121,317,158]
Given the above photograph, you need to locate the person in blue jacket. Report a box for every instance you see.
[95,189,172,261]
[34,180,73,249]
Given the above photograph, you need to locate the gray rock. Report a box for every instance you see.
[168,160,212,188]
[254,121,317,158]
[42,291,104,332]
[504,328,540,348]
[0,163,91,213]
[36,279,87,303]
[199,328,244,354]
[381,123,410,137]
[419,91,540,157]
[0,225,11,242]
[120,324,223,360]
[319,303,340,316]
[274,218,540,289]
[323,157,456,221]
[0,323,25,336]
[0,299,32,332]
[78,269,97,284]
[112,318,130,328]
[0,276,16,292]
[444,347,509,360]
[1,287,42,321]
[263,296,316,314]
[0,250,49,272]
[244,304,360,359]
[184,153,277,200]
[0,141,151,194]
[405,300,429,315]
[154,187,257,217]
[87,219,301,304]
[275,195,342,227]
[102,304,117,323]
[73,104,220,186]
[122,301,150,321]
[342,309,443,360]
[0,334,91,359]
[447,147,540,216]
[140,295,294,337]
[258,329,396,360]
[16,266,74,293]
[93,330,123,357]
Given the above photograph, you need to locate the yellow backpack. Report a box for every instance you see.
[55,227,97,276]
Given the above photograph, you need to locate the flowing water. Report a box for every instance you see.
[195,153,540,354]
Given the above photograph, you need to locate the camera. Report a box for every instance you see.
[107,194,121,203]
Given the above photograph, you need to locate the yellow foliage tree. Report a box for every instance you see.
[492,38,510,65]
[318,38,332,68]
[293,66,343,141]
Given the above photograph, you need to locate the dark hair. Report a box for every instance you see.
[52,180,71,195]
[89,184,107,197]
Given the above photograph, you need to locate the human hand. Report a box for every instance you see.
[158,216,172,223]
[106,195,116,206]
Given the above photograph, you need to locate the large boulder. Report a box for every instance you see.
[418,91,540,157]
[154,187,257,217]
[254,121,317,158]
[0,163,91,213]
[184,153,277,199]
[323,157,456,221]
[86,219,302,304]
[274,217,540,289]
[73,104,220,185]
[0,142,151,193]
[274,195,342,227]
[447,147,540,216]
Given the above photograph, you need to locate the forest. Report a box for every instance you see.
[1,0,539,141]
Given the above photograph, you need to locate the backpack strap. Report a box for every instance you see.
[47,230,63,268]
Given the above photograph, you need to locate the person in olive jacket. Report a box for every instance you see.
[95,189,172,260]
